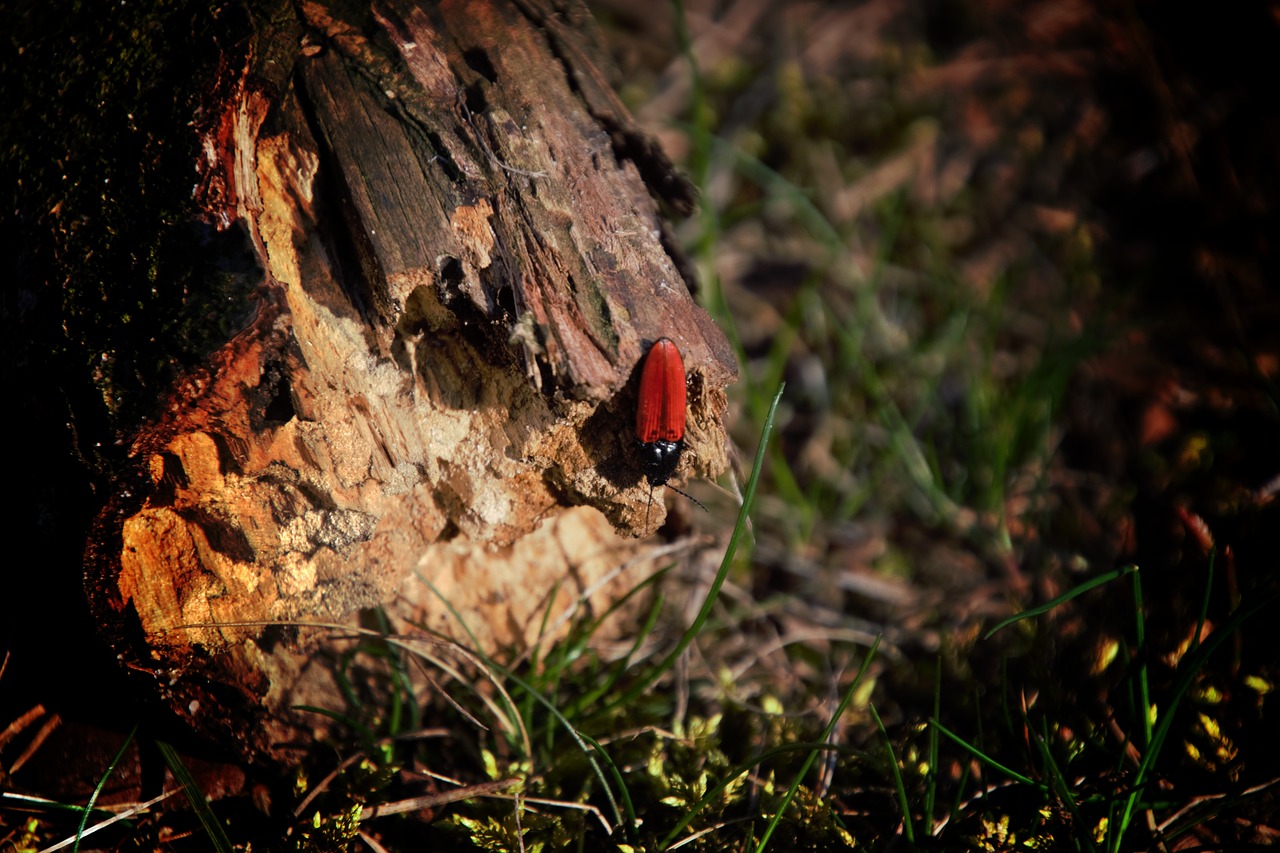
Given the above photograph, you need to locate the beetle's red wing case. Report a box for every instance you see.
[635,338,687,444]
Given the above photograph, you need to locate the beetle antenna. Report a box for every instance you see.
[644,483,707,533]
[664,484,709,514]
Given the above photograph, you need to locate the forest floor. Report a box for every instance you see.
[593,0,1280,848]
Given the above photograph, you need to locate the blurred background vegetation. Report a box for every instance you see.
[595,0,1279,848]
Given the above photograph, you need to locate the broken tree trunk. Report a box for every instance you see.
[79,0,737,759]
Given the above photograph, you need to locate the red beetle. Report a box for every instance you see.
[635,337,706,526]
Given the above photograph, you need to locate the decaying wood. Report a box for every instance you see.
[82,0,736,759]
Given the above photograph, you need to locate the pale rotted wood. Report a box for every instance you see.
[83,0,736,758]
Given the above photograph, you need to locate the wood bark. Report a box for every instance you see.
[77,0,736,759]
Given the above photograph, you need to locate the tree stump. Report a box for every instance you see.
[76,0,737,759]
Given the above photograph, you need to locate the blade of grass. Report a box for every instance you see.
[412,580,535,757]
[1131,568,1153,753]
[293,705,380,747]
[1029,717,1097,853]
[925,658,941,836]
[605,383,784,715]
[482,662,632,839]
[870,702,915,845]
[754,638,881,852]
[33,791,174,853]
[73,725,137,853]
[929,719,1044,790]
[406,584,633,837]
[1109,591,1278,852]
[155,740,234,853]
[522,582,567,741]
[371,607,419,740]
[542,560,677,720]
[984,565,1138,640]
[659,742,872,850]
[563,589,666,721]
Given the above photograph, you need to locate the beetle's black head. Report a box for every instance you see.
[637,438,682,487]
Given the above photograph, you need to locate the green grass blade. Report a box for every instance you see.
[73,725,137,853]
[871,702,915,845]
[605,382,785,715]
[1029,718,1097,853]
[404,585,629,834]
[155,740,234,853]
[925,659,941,836]
[1130,569,1153,752]
[488,663,634,838]
[1110,591,1278,852]
[755,639,881,852]
[930,719,1043,790]
[658,741,871,850]
[563,589,666,721]
[983,565,1138,640]
[293,704,379,747]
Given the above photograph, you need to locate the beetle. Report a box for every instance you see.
[635,337,706,527]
